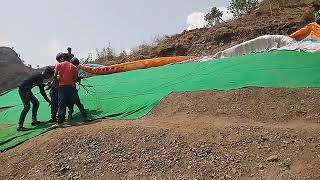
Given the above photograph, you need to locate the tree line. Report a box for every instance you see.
[205,0,260,27]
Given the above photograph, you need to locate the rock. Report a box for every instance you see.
[283,158,291,167]
[266,155,278,162]
[232,169,238,174]
[226,175,232,179]
[258,164,264,170]
[282,140,289,144]
[60,166,70,173]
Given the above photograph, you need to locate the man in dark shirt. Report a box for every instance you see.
[17,67,54,131]
[48,52,82,123]
[67,57,87,120]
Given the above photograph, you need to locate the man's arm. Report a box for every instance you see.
[73,68,79,84]
[39,85,51,103]
[76,73,81,83]
[52,65,59,87]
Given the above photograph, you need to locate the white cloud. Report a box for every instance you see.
[218,7,233,22]
[186,7,234,30]
[186,12,208,30]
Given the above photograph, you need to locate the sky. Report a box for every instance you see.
[0,0,231,67]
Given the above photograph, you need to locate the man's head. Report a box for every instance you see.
[71,57,80,67]
[56,53,70,63]
[43,66,54,79]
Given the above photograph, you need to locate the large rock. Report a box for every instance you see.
[0,47,33,93]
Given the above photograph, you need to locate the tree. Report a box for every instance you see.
[117,50,127,63]
[205,7,224,27]
[83,53,93,64]
[95,43,116,64]
[105,43,115,61]
[118,50,127,59]
[228,0,259,17]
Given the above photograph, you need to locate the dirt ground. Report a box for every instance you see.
[0,88,319,180]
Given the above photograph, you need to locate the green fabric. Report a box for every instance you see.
[1,51,320,151]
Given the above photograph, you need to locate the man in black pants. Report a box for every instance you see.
[17,67,54,131]
[49,54,87,122]
[67,57,87,120]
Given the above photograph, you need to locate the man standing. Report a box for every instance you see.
[54,53,78,125]
[67,57,87,120]
[48,53,67,123]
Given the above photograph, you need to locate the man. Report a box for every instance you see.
[54,53,81,125]
[17,67,54,131]
[67,57,87,120]
[48,53,68,123]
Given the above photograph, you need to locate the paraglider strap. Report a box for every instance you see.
[78,83,94,95]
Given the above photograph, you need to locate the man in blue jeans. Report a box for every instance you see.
[48,53,67,123]
[17,67,54,131]
[54,54,86,125]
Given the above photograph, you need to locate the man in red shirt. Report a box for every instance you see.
[54,53,80,125]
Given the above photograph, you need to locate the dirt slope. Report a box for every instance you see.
[1,88,319,180]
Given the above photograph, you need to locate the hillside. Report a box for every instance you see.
[124,0,312,62]
[0,47,34,93]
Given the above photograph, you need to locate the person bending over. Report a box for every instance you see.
[17,67,54,131]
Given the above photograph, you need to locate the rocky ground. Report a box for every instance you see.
[0,88,319,180]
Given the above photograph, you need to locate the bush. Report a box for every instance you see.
[205,7,224,27]
[228,0,260,17]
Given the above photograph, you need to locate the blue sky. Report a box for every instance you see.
[0,0,230,67]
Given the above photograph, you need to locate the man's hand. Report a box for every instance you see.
[79,75,85,79]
